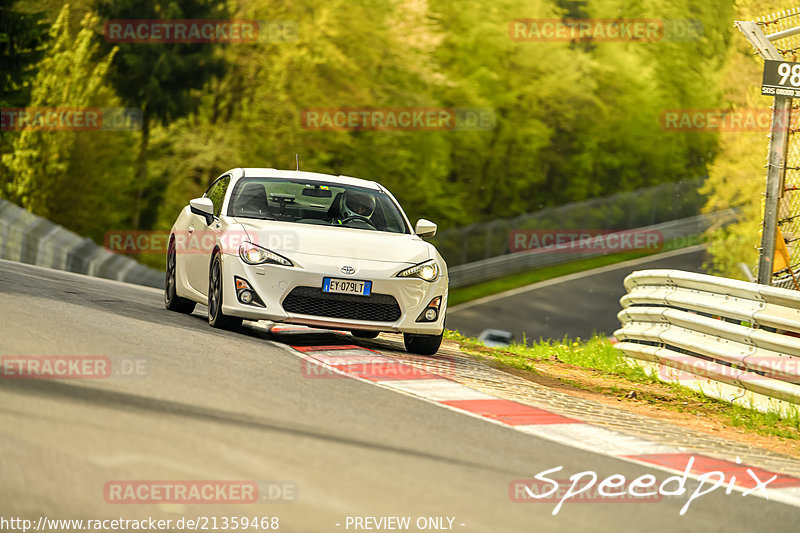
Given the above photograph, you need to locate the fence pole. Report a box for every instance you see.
[758,97,792,284]
[736,21,792,285]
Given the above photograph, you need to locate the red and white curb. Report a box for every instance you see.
[265,324,800,508]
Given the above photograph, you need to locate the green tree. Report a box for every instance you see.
[2,4,116,217]
[0,0,48,108]
[701,0,789,279]
[0,0,49,196]
[13,0,742,244]
[152,0,464,230]
[95,0,228,228]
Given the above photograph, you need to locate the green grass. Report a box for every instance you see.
[445,330,654,380]
[444,233,800,441]
[444,330,800,441]
[448,235,702,307]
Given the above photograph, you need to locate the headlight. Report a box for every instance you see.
[238,241,293,267]
[397,259,440,282]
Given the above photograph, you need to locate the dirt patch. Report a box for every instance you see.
[488,355,800,459]
[369,335,800,459]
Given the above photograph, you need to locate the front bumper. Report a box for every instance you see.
[219,251,448,335]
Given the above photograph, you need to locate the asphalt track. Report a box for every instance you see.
[0,258,797,532]
[447,245,707,343]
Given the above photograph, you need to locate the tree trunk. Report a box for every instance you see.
[132,109,150,229]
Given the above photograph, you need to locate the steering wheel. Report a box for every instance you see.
[338,215,376,229]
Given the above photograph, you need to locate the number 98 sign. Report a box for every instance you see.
[763,59,800,96]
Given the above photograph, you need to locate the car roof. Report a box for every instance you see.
[236,168,382,191]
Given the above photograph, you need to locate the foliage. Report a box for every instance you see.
[94,0,229,228]
[445,330,800,436]
[3,0,740,247]
[2,5,118,228]
[0,0,48,108]
[0,0,49,196]
[701,0,797,279]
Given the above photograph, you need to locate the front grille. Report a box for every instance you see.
[282,286,402,322]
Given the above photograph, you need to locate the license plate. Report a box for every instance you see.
[322,277,372,296]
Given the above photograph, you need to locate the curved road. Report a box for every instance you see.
[448,245,707,342]
[0,259,796,532]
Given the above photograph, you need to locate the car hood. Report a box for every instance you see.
[235,219,431,264]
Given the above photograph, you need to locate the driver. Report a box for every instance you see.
[335,189,376,223]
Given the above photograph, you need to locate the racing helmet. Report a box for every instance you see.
[341,190,376,218]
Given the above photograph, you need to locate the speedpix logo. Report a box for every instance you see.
[511,456,780,516]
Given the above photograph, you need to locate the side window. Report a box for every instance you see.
[204,175,231,217]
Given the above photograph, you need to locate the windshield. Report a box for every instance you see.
[226,177,409,234]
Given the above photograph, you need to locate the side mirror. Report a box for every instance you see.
[189,197,215,225]
[414,219,437,238]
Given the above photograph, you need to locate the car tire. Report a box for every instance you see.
[208,253,243,331]
[403,332,443,356]
[165,239,196,314]
[351,330,380,339]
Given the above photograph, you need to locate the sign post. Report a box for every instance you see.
[757,61,795,284]
[737,21,794,285]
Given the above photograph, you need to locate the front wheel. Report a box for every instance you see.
[403,332,443,355]
[208,253,243,331]
[165,240,196,314]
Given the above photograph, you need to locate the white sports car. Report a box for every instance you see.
[165,168,448,355]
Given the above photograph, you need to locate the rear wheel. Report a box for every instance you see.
[403,332,443,355]
[351,330,380,339]
[165,239,196,314]
[208,253,242,330]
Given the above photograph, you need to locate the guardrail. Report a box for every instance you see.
[447,210,735,289]
[614,269,800,407]
[432,178,707,266]
[0,198,163,288]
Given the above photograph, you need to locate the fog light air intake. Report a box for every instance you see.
[416,296,442,322]
[234,276,266,307]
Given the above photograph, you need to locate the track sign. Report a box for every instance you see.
[762,59,800,97]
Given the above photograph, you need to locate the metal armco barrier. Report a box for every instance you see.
[0,198,163,288]
[615,269,800,406]
[432,178,707,267]
[448,210,735,289]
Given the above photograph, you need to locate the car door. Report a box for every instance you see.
[185,175,231,295]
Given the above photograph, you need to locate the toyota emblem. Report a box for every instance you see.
[340,265,356,275]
